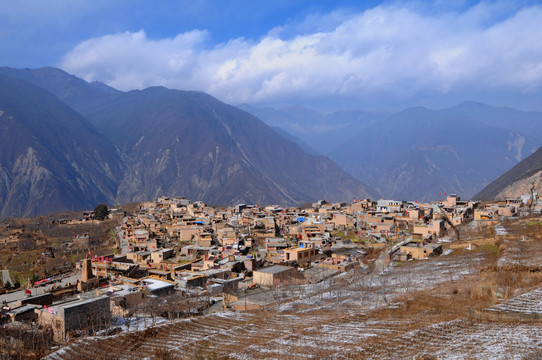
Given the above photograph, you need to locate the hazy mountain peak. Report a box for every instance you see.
[331,102,542,201]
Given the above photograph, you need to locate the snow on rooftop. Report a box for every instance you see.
[142,278,174,291]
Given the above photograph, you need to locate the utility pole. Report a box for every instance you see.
[530,181,536,216]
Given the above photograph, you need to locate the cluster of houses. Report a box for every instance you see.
[1,192,539,347]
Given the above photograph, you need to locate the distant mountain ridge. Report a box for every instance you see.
[450,101,542,142]
[3,65,542,216]
[0,66,121,114]
[240,104,388,155]
[330,106,542,201]
[249,101,542,202]
[269,126,319,156]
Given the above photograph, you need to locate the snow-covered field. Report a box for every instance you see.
[487,287,542,315]
[351,319,542,360]
[48,308,542,359]
[497,237,542,268]
[46,249,523,360]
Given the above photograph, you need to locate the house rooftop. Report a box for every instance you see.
[285,247,313,252]
[142,277,175,291]
[256,265,293,275]
[53,294,110,310]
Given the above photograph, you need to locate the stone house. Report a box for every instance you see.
[35,295,111,343]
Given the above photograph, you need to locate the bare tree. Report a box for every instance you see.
[374,272,391,305]
[271,283,284,313]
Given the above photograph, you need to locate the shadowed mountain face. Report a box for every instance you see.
[0,74,124,217]
[473,146,542,200]
[330,106,541,201]
[84,87,378,206]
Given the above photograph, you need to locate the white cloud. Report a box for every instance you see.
[60,2,542,110]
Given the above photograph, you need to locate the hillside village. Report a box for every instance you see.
[4,1,542,358]
[2,191,542,358]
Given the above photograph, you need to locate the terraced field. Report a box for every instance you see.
[498,237,542,268]
[46,251,495,359]
[47,301,542,359]
[45,219,542,359]
[487,287,542,315]
[353,319,542,359]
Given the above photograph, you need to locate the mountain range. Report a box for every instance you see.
[0,67,376,217]
[1,66,542,217]
[0,66,121,114]
[244,100,542,202]
[329,105,541,201]
[82,86,376,206]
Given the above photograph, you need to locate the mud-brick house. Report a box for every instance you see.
[265,237,288,252]
[194,232,213,247]
[474,208,498,220]
[333,213,354,229]
[178,227,202,241]
[301,219,326,240]
[35,295,111,343]
[399,242,443,260]
[73,233,90,248]
[283,245,318,266]
[134,229,150,242]
[253,265,298,287]
[413,219,445,238]
[150,248,173,264]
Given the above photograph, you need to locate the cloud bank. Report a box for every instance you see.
[60,2,542,110]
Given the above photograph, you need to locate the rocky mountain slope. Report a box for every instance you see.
[0,74,124,217]
[473,146,542,200]
[84,87,378,205]
[330,106,541,201]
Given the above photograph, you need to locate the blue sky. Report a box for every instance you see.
[1,0,384,67]
[2,0,542,111]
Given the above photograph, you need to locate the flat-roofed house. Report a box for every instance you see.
[253,265,296,287]
[35,295,111,343]
[283,246,318,266]
[399,242,443,260]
